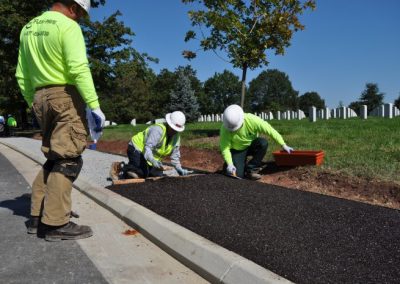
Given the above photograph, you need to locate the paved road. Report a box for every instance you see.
[0,151,108,283]
[0,144,208,284]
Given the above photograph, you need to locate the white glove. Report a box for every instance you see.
[86,107,105,142]
[226,164,237,176]
[282,144,294,154]
[176,166,193,176]
[151,160,164,169]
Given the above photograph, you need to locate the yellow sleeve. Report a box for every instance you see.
[62,22,99,109]
[15,40,35,107]
[219,126,233,165]
[250,114,286,146]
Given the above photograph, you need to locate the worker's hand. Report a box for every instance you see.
[282,144,294,154]
[151,160,164,170]
[226,164,237,176]
[91,108,106,132]
[176,166,193,176]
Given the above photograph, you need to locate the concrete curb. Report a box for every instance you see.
[0,140,292,284]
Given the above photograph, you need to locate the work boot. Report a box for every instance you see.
[245,167,262,180]
[246,172,262,180]
[27,216,40,234]
[126,170,140,179]
[45,221,93,242]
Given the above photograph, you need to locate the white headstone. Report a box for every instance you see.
[361,105,367,119]
[155,118,166,123]
[130,118,136,126]
[384,103,393,118]
[309,106,317,122]
[341,107,347,119]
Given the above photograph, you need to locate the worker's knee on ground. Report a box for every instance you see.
[43,159,55,172]
[52,156,83,181]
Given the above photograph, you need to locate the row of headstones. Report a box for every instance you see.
[369,103,400,119]
[129,103,400,126]
[309,106,358,122]
[309,104,400,122]
[104,121,118,127]
[197,110,307,122]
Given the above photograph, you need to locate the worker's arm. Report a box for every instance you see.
[170,143,181,169]
[219,127,234,165]
[250,114,286,146]
[143,126,163,164]
[62,22,99,110]
[15,42,35,107]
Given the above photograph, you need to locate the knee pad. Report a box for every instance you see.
[43,160,55,172]
[52,156,83,181]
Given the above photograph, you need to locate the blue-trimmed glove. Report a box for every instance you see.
[176,166,193,176]
[282,144,294,154]
[86,107,106,142]
[226,164,236,176]
[91,108,106,132]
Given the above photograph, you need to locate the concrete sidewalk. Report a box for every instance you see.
[0,143,208,284]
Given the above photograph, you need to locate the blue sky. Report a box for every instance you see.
[91,0,400,108]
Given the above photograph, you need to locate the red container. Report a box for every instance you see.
[273,150,324,166]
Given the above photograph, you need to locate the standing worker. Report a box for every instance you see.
[220,105,293,180]
[123,111,192,179]
[6,114,17,136]
[15,0,105,241]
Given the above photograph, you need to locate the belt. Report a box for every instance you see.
[35,84,68,91]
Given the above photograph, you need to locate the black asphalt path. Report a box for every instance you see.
[0,153,107,284]
[109,174,400,284]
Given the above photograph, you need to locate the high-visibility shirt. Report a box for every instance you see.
[7,117,17,127]
[220,113,286,165]
[15,11,99,109]
[132,124,180,166]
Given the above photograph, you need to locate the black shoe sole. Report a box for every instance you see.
[45,231,93,242]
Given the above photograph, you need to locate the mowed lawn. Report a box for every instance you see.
[102,117,400,184]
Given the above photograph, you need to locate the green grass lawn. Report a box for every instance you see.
[102,117,400,184]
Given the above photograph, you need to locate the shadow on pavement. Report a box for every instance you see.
[0,193,31,219]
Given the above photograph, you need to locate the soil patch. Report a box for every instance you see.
[107,174,400,284]
[95,140,400,210]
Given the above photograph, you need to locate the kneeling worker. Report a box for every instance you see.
[220,105,294,180]
[125,111,192,178]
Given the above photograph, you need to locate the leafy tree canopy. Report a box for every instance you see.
[393,93,400,109]
[83,11,158,123]
[359,83,384,112]
[168,69,200,122]
[299,91,325,116]
[182,0,315,106]
[203,70,241,114]
[150,65,203,118]
[247,69,299,113]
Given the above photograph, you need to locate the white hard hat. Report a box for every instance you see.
[223,104,244,132]
[166,111,186,132]
[74,0,90,14]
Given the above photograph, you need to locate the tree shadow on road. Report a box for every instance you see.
[0,193,31,218]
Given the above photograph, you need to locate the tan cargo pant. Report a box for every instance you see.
[31,85,88,226]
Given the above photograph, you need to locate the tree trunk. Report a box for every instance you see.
[240,63,248,109]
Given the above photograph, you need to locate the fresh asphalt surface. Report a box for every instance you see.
[110,174,400,284]
[0,153,108,283]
